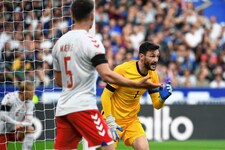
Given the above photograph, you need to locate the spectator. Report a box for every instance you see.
[0,0,225,89]
[209,66,225,88]
[178,69,197,87]
[196,71,210,87]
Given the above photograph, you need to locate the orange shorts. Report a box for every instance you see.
[116,117,146,147]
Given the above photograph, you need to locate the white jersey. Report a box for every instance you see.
[52,30,106,116]
[0,91,34,133]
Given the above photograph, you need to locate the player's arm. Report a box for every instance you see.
[0,94,20,124]
[0,105,21,125]
[149,80,172,109]
[54,70,62,87]
[52,42,62,87]
[88,37,160,88]
[148,90,164,109]
[0,109,29,129]
[101,64,122,116]
[101,84,116,117]
[94,55,161,89]
[101,84,123,141]
[0,106,30,128]
[0,95,30,128]
[0,107,29,129]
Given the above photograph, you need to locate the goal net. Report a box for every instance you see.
[0,0,82,149]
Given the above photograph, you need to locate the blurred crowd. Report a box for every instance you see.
[0,0,225,88]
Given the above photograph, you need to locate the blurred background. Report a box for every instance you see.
[0,0,225,148]
[1,0,225,89]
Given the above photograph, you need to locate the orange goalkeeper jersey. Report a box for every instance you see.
[101,60,163,120]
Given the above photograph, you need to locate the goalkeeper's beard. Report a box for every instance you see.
[144,61,157,71]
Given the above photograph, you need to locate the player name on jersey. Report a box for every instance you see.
[60,44,74,52]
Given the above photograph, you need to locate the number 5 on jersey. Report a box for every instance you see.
[64,56,73,88]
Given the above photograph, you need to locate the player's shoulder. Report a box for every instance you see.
[116,60,137,69]
[2,91,18,104]
[114,60,137,73]
[84,33,105,54]
[4,91,18,98]
[85,33,102,46]
[148,69,158,74]
[66,30,95,41]
[57,30,85,41]
[148,70,159,79]
[53,30,87,51]
[25,100,35,106]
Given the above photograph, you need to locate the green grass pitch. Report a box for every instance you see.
[8,140,225,150]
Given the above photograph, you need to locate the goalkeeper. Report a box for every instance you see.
[101,42,172,150]
[0,81,35,150]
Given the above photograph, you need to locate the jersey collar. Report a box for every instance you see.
[136,61,148,76]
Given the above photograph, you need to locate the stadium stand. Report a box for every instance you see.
[0,0,225,89]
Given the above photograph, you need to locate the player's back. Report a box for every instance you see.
[52,30,105,116]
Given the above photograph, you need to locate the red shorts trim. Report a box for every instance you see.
[54,110,113,149]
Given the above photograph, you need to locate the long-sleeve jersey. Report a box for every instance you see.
[0,91,34,133]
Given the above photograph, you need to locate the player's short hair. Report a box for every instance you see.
[70,0,94,21]
[19,81,35,92]
[139,41,160,54]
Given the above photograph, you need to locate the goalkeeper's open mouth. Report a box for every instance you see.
[150,63,157,70]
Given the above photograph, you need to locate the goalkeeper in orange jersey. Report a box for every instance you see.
[101,41,172,150]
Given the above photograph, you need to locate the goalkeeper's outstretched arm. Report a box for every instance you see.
[149,80,172,109]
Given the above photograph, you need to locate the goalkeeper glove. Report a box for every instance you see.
[159,80,172,101]
[106,115,123,141]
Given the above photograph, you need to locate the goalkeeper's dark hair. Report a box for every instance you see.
[70,0,94,21]
[19,81,35,92]
[139,41,160,55]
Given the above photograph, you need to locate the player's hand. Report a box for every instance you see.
[136,76,162,89]
[106,115,123,141]
[15,123,24,130]
[15,121,32,130]
[159,80,172,101]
